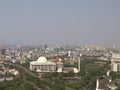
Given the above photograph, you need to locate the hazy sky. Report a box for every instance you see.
[0,0,120,46]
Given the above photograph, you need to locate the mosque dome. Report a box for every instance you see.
[37,56,47,63]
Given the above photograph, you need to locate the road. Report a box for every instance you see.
[7,62,42,90]
[7,62,38,78]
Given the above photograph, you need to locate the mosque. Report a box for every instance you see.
[30,56,80,75]
[30,56,63,73]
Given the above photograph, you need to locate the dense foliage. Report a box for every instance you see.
[0,59,117,90]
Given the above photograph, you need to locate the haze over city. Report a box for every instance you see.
[0,0,120,47]
[0,1,120,90]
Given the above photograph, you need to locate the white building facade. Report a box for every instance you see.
[30,56,64,73]
[30,57,57,72]
[111,62,120,72]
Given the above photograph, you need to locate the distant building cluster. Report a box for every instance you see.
[84,45,105,52]
[0,62,19,82]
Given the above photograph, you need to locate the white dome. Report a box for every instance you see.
[37,56,47,63]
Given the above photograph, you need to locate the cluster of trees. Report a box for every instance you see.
[1,59,111,90]
[67,59,110,90]
[36,59,110,90]
[0,78,33,90]
[110,72,120,79]
[41,72,65,90]
[110,72,120,90]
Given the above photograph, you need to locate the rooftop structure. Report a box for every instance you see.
[57,67,79,74]
[111,53,120,62]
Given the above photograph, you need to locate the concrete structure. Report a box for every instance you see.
[112,53,120,59]
[56,62,63,68]
[68,50,76,57]
[68,50,71,57]
[0,74,13,82]
[30,56,63,73]
[57,56,80,74]
[78,56,81,72]
[5,75,13,81]
[57,67,79,74]
[110,52,120,72]
[111,53,120,62]
[9,69,19,75]
[30,56,56,72]
[107,70,111,76]
[111,62,120,72]
[10,59,17,64]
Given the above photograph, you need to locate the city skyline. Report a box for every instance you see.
[0,0,120,47]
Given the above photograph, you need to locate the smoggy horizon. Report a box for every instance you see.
[0,0,120,47]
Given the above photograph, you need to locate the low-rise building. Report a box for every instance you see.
[96,78,117,90]
[5,75,13,81]
[30,56,57,72]
[111,62,120,72]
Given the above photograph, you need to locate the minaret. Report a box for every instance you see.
[107,70,111,76]
[78,54,82,72]
[96,79,99,90]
